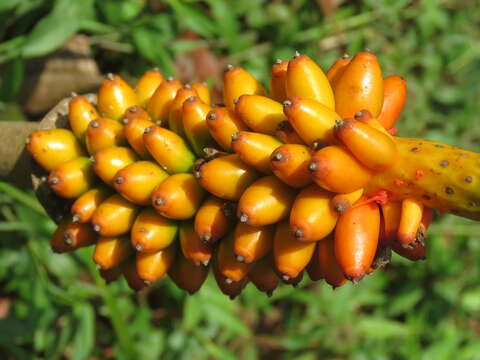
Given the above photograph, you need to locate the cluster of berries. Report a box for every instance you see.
[26,50,479,297]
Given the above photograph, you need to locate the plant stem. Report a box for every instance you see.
[0,182,45,215]
[81,254,136,359]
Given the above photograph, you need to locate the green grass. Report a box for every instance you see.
[1,0,480,359]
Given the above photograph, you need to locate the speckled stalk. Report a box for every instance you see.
[366,137,480,220]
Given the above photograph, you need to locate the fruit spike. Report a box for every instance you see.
[366,137,480,220]
[27,50,480,297]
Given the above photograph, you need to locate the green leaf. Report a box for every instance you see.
[131,26,175,76]
[0,221,30,232]
[205,0,241,53]
[461,287,480,313]
[22,0,92,58]
[33,308,56,352]
[79,19,116,34]
[0,182,45,215]
[48,316,73,359]
[357,318,409,339]
[0,57,24,101]
[136,329,165,360]
[97,0,146,26]
[203,302,249,337]
[163,0,217,38]
[45,253,80,283]
[183,295,202,331]
[0,0,20,12]
[387,288,423,316]
[71,304,95,360]
[16,0,45,17]
[192,328,238,360]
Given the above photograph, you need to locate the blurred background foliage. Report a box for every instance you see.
[1,0,480,359]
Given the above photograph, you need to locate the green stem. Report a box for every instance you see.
[0,182,45,215]
[25,240,75,305]
[0,35,26,52]
[0,221,31,232]
[81,254,136,359]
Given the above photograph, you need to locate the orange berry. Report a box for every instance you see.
[330,188,364,213]
[91,147,138,186]
[334,199,380,281]
[135,69,164,107]
[179,220,212,266]
[143,125,196,174]
[168,86,198,137]
[289,184,338,242]
[354,109,392,138]
[68,95,99,144]
[113,161,168,205]
[91,194,139,237]
[273,220,316,280]
[86,117,126,155]
[146,78,182,125]
[196,154,259,201]
[122,259,147,291]
[274,121,305,145]
[248,255,280,296]
[123,105,155,159]
[99,266,123,284]
[182,96,215,156]
[397,198,424,247]
[131,208,178,253]
[223,66,266,111]
[136,245,176,283]
[168,252,209,294]
[269,59,288,102]
[231,131,282,174]
[326,54,351,88]
[152,173,205,220]
[50,221,96,253]
[380,201,402,244]
[217,233,252,283]
[206,107,248,151]
[377,75,407,130]
[309,145,373,193]
[286,53,335,109]
[306,243,323,281]
[48,157,96,198]
[124,104,151,122]
[270,144,312,188]
[237,176,296,227]
[212,254,249,300]
[334,118,398,171]
[235,95,286,135]
[233,222,274,263]
[317,235,347,288]
[190,82,211,105]
[93,235,132,270]
[71,186,112,223]
[97,74,138,121]
[27,129,85,171]
[283,97,339,147]
[334,51,384,118]
[194,196,235,244]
